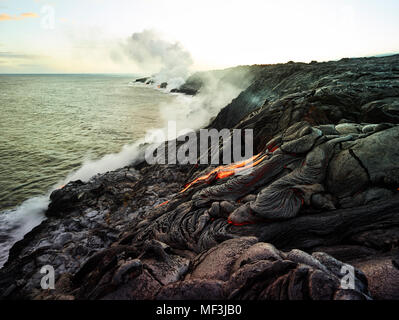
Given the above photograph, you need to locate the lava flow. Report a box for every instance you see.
[180,153,265,193]
[227,219,256,227]
[157,154,266,208]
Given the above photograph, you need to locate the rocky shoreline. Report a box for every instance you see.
[1,54,399,300]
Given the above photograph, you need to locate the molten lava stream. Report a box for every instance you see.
[180,153,265,193]
[157,154,266,208]
[227,219,256,227]
[158,200,169,207]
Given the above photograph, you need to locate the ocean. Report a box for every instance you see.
[0,74,202,267]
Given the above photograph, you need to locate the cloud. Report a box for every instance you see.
[0,52,42,59]
[0,14,13,21]
[0,12,38,21]
[0,51,46,71]
[20,12,39,18]
[118,29,194,86]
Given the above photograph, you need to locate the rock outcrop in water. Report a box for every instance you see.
[143,65,259,94]
[1,55,399,300]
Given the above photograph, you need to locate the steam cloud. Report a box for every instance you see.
[121,29,194,88]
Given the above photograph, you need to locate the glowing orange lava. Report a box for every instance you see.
[158,200,169,207]
[268,145,279,153]
[180,154,265,193]
[227,219,256,227]
[156,154,268,217]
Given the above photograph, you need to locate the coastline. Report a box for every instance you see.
[1,54,399,300]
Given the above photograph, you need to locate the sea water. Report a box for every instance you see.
[0,74,182,266]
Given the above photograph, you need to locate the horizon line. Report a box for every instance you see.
[1,52,398,76]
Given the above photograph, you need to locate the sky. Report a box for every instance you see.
[0,0,399,74]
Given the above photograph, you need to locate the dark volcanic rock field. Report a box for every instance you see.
[1,55,399,300]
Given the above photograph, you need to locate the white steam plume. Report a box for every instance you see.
[121,29,193,88]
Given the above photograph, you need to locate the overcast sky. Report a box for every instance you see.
[1,0,399,73]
